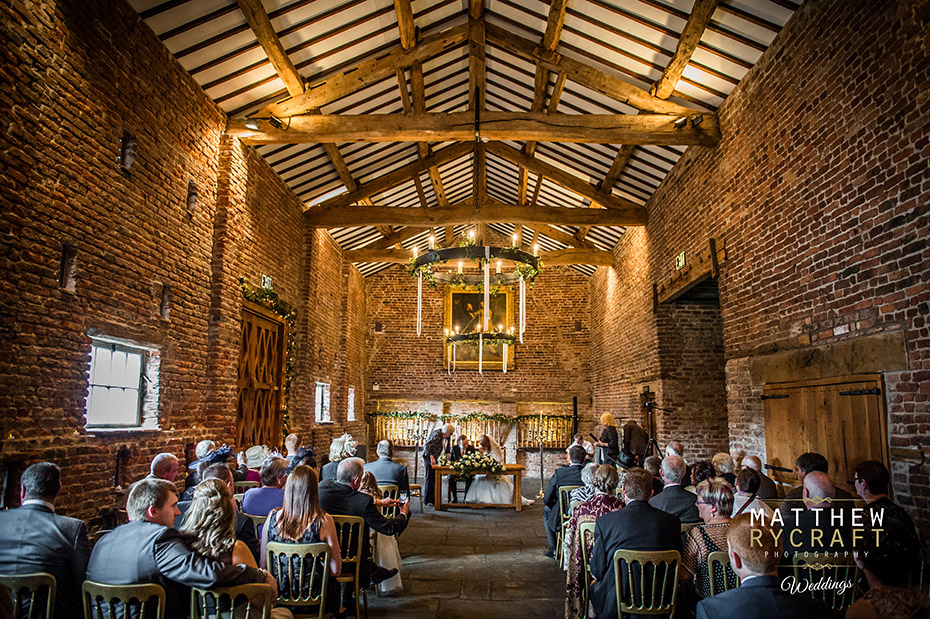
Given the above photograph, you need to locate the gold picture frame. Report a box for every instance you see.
[443,286,515,370]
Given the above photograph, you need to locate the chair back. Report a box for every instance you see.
[331,515,365,579]
[613,549,680,617]
[82,581,165,619]
[558,486,582,520]
[266,541,331,616]
[190,583,272,619]
[0,572,56,619]
[578,522,596,614]
[234,481,260,494]
[377,484,400,519]
[792,554,859,613]
[707,551,739,596]
[245,512,268,530]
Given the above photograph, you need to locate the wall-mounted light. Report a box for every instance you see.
[673,117,688,130]
[244,115,285,130]
[690,114,704,128]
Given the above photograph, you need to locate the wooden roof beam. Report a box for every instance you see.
[306,202,646,228]
[236,0,304,97]
[257,23,468,117]
[486,141,646,213]
[486,23,702,115]
[228,111,720,145]
[652,0,721,99]
[310,141,472,210]
[344,247,614,266]
[599,144,635,194]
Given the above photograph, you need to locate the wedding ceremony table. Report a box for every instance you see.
[432,464,525,511]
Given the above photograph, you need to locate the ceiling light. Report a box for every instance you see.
[673,117,688,130]
[690,114,704,128]
[244,117,260,131]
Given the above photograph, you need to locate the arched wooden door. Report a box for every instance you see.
[236,301,286,448]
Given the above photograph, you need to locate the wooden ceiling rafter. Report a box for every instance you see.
[343,247,613,266]
[651,0,721,100]
[306,202,646,228]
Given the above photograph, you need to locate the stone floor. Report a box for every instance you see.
[365,477,566,618]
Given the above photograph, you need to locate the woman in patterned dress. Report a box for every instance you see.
[680,477,739,600]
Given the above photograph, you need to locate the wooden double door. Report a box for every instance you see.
[763,374,887,494]
[236,301,286,448]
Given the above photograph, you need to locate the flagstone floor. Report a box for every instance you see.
[365,477,566,618]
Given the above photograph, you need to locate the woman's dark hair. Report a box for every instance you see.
[736,468,760,494]
[855,460,889,495]
[691,460,715,486]
[274,465,326,541]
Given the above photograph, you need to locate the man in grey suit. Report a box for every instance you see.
[697,513,829,618]
[543,445,587,557]
[649,455,701,523]
[0,462,90,619]
[364,439,410,495]
[87,478,274,618]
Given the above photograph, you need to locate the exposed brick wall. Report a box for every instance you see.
[0,0,367,524]
[591,0,930,526]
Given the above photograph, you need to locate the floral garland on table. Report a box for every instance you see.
[451,451,504,479]
[367,410,571,423]
[239,277,298,438]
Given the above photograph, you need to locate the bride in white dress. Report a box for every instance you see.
[464,435,534,505]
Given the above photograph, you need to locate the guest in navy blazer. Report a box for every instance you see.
[543,445,587,555]
[697,513,830,619]
[364,439,410,495]
[590,468,682,619]
[0,462,90,619]
[649,455,701,523]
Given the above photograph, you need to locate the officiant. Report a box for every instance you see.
[422,423,455,507]
[448,434,476,503]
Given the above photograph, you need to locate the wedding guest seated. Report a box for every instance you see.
[563,465,623,619]
[740,455,777,500]
[180,479,291,618]
[685,460,716,493]
[567,462,599,512]
[696,514,830,619]
[448,434,475,502]
[184,439,217,493]
[183,443,249,500]
[88,478,273,619]
[284,433,300,464]
[712,452,737,485]
[146,453,179,482]
[565,434,594,460]
[644,455,664,497]
[242,456,289,517]
[318,458,407,590]
[732,468,774,519]
[847,520,930,619]
[0,462,90,619]
[364,439,410,495]
[780,452,853,518]
[782,471,848,556]
[285,445,317,474]
[666,440,692,484]
[680,478,738,601]
[178,463,260,563]
[243,445,270,483]
[543,445,587,558]
[590,468,682,619]
[650,455,701,524]
[322,434,357,482]
[854,459,921,573]
[358,472,403,596]
[260,465,342,616]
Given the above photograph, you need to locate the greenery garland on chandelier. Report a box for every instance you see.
[239,277,297,437]
[405,235,543,290]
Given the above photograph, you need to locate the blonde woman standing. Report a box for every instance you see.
[594,413,620,466]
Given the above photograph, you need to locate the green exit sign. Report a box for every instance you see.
[674,251,687,270]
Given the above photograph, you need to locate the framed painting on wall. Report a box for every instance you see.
[443,286,515,370]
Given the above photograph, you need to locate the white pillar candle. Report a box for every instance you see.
[417,272,422,336]
[503,342,508,373]
[478,332,483,374]
[519,279,526,343]
[483,247,490,332]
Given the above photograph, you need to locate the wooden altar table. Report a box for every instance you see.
[432,464,525,511]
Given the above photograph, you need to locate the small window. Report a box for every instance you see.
[315,382,331,423]
[347,386,356,422]
[86,339,158,429]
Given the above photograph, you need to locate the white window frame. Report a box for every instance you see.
[315,382,332,423]
[85,337,159,430]
[347,386,356,422]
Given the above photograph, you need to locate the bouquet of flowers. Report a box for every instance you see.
[437,453,449,466]
[451,451,504,478]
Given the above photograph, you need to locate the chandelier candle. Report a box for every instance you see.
[483,246,490,332]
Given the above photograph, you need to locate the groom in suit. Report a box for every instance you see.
[591,468,682,619]
[448,434,476,502]
[0,462,90,619]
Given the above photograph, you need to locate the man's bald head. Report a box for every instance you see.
[741,455,762,471]
[802,471,834,508]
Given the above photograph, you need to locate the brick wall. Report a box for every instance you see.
[591,0,930,526]
[0,0,367,523]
